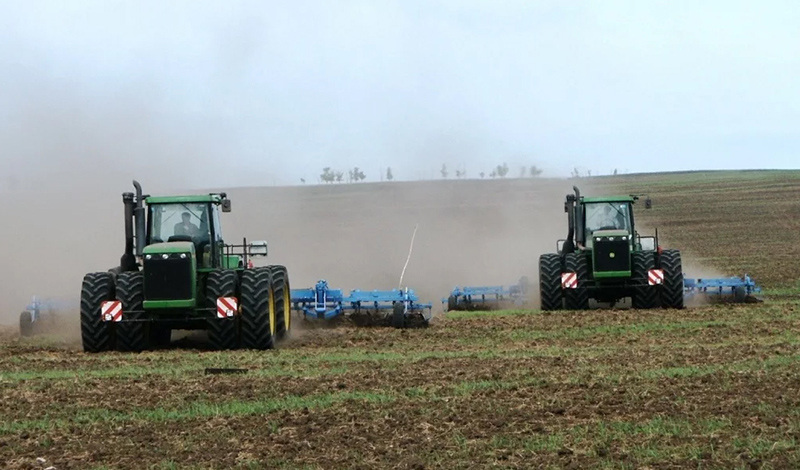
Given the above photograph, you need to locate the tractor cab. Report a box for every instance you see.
[145,197,224,268]
[582,200,633,250]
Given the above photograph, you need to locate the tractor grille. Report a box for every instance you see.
[594,239,630,272]
[144,254,193,301]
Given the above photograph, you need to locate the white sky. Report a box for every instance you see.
[0,0,798,188]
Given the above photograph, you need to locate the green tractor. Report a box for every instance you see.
[80,180,291,352]
[538,186,684,310]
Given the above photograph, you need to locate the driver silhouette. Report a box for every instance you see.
[174,212,200,237]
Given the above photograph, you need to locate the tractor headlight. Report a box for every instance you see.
[145,254,152,260]
[180,253,187,259]
[162,254,169,259]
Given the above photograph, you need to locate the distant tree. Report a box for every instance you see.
[519,166,526,178]
[490,170,497,178]
[321,167,335,183]
[495,163,509,178]
[613,168,618,176]
[529,165,543,177]
[440,164,448,179]
[386,167,393,181]
[480,171,485,178]
[587,170,592,177]
[571,167,581,178]
[300,178,306,184]
[348,166,366,182]
[335,171,344,183]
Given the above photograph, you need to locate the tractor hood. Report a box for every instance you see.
[143,241,195,255]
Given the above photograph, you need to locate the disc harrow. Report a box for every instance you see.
[683,273,762,303]
[443,276,532,311]
[291,279,433,328]
[19,296,76,337]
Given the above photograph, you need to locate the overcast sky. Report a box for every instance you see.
[0,0,797,188]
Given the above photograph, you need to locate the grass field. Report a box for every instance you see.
[1,170,799,469]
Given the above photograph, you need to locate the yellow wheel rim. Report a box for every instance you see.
[268,284,276,337]
[284,279,291,332]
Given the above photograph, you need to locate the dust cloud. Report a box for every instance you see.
[221,178,592,314]
[1,166,583,329]
[0,73,257,325]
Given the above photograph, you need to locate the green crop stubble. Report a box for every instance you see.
[2,349,798,436]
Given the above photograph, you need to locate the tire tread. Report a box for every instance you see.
[539,253,563,310]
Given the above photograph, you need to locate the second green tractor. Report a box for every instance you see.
[539,186,684,311]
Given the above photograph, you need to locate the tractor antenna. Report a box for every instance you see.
[398,224,419,289]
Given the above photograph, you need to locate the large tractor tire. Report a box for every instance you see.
[564,253,590,310]
[659,249,685,309]
[240,267,275,350]
[206,269,240,350]
[539,253,563,310]
[19,311,34,337]
[115,271,148,352]
[632,251,659,309]
[80,272,116,353]
[269,265,291,341]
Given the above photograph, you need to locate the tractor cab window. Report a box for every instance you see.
[150,203,211,245]
[585,202,631,234]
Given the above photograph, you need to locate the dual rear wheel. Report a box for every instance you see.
[207,265,292,351]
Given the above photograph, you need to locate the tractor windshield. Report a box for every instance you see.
[149,203,211,244]
[584,202,631,234]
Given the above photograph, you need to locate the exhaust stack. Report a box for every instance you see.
[120,190,136,271]
[132,180,145,257]
[572,186,585,247]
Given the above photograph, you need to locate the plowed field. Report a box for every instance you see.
[1,170,799,469]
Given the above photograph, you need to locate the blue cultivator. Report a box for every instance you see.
[290,280,433,328]
[19,296,77,336]
[443,277,533,311]
[683,274,762,303]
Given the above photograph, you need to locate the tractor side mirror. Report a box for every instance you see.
[645,198,652,209]
[221,199,232,212]
[248,240,268,256]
